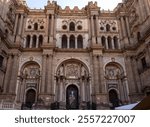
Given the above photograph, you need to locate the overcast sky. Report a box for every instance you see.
[26,0,122,10]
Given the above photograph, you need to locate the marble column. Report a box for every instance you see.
[41,55,47,93]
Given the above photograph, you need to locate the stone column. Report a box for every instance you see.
[9,54,19,94]
[49,14,54,44]
[86,78,90,102]
[88,17,91,41]
[99,55,105,93]
[93,55,100,94]
[41,55,47,93]
[67,37,70,48]
[91,16,94,37]
[95,16,99,37]
[47,54,53,94]
[29,35,33,48]
[120,16,127,38]
[105,36,108,49]
[18,14,24,35]
[3,55,13,93]
[45,14,49,43]
[124,56,137,97]
[14,14,19,35]
[118,19,123,40]
[125,16,131,37]
[50,15,54,36]
[131,58,141,93]
[36,35,39,48]
[111,37,115,49]
[81,78,85,101]
[59,78,64,102]
[75,36,77,48]
[91,16,96,43]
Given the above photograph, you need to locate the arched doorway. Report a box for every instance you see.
[109,89,119,109]
[66,85,79,109]
[25,89,36,108]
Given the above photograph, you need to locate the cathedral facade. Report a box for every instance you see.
[0,0,150,109]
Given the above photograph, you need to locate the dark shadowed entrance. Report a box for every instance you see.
[25,89,36,108]
[109,89,119,109]
[66,85,79,109]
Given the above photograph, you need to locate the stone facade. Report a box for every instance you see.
[0,0,150,109]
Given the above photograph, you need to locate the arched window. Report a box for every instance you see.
[113,36,119,49]
[0,55,4,67]
[26,35,30,48]
[108,36,112,49]
[101,36,106,48]
[70,35,75,48]
[34,23,38,30]
[69,22,75,31]
[77,35,83,48]
[25,89,36,109]
[32,35,37,48]
[106,24,110,32]
[109,89,119,109]
[62,35,67,48]
[39,35,43,47]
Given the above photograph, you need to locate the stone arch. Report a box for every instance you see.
[56,58,90,76]
[55,58,91,108]
[105,62,124,80]
[105,62,128,106]
[19,61,40,108]
[20,61,40,74]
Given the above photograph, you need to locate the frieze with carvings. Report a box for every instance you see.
[57,62,88,79]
